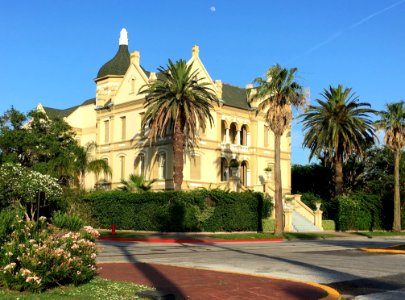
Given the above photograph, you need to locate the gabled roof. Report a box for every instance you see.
[43,98,96,119]
[222,83,251,110]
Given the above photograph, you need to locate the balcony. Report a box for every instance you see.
[220,143,249,153]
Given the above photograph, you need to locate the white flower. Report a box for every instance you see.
[3,263,16,271]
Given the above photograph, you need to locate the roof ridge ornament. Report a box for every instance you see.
[119,28,128,46]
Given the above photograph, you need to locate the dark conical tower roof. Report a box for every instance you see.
[96,29,130,79]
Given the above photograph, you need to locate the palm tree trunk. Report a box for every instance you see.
[173,119,185,190]
[393,149,401,232]
[335,154,344,196]
[274,133,283,235]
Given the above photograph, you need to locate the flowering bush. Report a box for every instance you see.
[0,214,99,292]
[0,163,62,208]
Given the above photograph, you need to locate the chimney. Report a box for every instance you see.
[131,51,140,65]
[192,45,199,58]
[215,80,223,99]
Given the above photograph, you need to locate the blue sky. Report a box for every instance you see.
[1,0,404,164]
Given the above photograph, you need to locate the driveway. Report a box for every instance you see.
[97,236,405,299]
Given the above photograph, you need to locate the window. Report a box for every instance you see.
[121,116,126,140]
[190,155,201,180]
[264,125,269,147]
[220,158,229,181]
[120,156,125,180]
[103,158,109,180]
[158,153,166,179]
[104,120,110,143]
[135,153,145,177]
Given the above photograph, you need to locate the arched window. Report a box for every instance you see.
[134,153,145,177]
[220,158,229,181]
[158,152,166,180]
[229,123,237,144]
[241,160,249,186]
[241,124,249,146]
[120,156,125,180]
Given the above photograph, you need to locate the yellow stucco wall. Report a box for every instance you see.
[53,41,292,197]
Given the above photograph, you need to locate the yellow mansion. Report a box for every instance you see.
[37,29,292,194]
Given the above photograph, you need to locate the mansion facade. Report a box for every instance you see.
[38,29,292,194]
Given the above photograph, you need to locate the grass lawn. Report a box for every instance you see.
[0,277,152,300]
[99,230,340,240]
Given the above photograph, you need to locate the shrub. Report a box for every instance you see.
[322,220,336,231]
[0,215,99,292]
[51,211,85,232]
[0,163,62,209]
[300,192,323,210]
[81,190,272,232]
[0,207,24,244]
[336,192,382,231]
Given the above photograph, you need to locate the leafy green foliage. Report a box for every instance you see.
[140,59,218,190]
[336,192,383,231]
[51,211,85,232]
[322,220,336,231]
[81,190,272,232]
[0,107,110,189]
[0,214,99,292]
[0,163,62,212]
[300,85,376,196]
[117,174,156,192]
[0,207,25,244]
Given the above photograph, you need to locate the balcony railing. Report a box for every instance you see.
[220,143,249,153]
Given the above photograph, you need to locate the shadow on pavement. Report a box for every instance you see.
[99,242,188,299]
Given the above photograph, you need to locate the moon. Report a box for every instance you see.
[210,6,216,12]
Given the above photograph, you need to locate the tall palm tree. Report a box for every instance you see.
[300,85,376,196]
[252,64,306,235]
[374,101,405,231]
[141,59,218,190]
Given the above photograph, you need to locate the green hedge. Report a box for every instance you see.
[336,192,382,231]
[322,220,336,231]
[81,190,272,232]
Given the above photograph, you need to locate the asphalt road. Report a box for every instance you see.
[97,236,405,299]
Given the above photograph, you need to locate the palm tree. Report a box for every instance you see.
[300,85,376,196]
[141,59,218,190]
[118,174,157,192]
[374,101,405,231]
[252,64,306,235]
[73,142,112,188]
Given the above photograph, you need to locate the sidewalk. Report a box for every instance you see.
[98,262,340,300]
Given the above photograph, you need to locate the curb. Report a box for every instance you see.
[359,247,405,254]
[98,237,284,243]
[97,262,341,300]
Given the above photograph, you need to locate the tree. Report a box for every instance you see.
[374,101,405,231]
[252,64,306,235]
[0,108,111,188]
[300,85,376,196]
[73,142,111,188]
[141,59,218,190]
[117,174,157,192]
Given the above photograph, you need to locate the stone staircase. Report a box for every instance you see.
[292,211,320,232]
